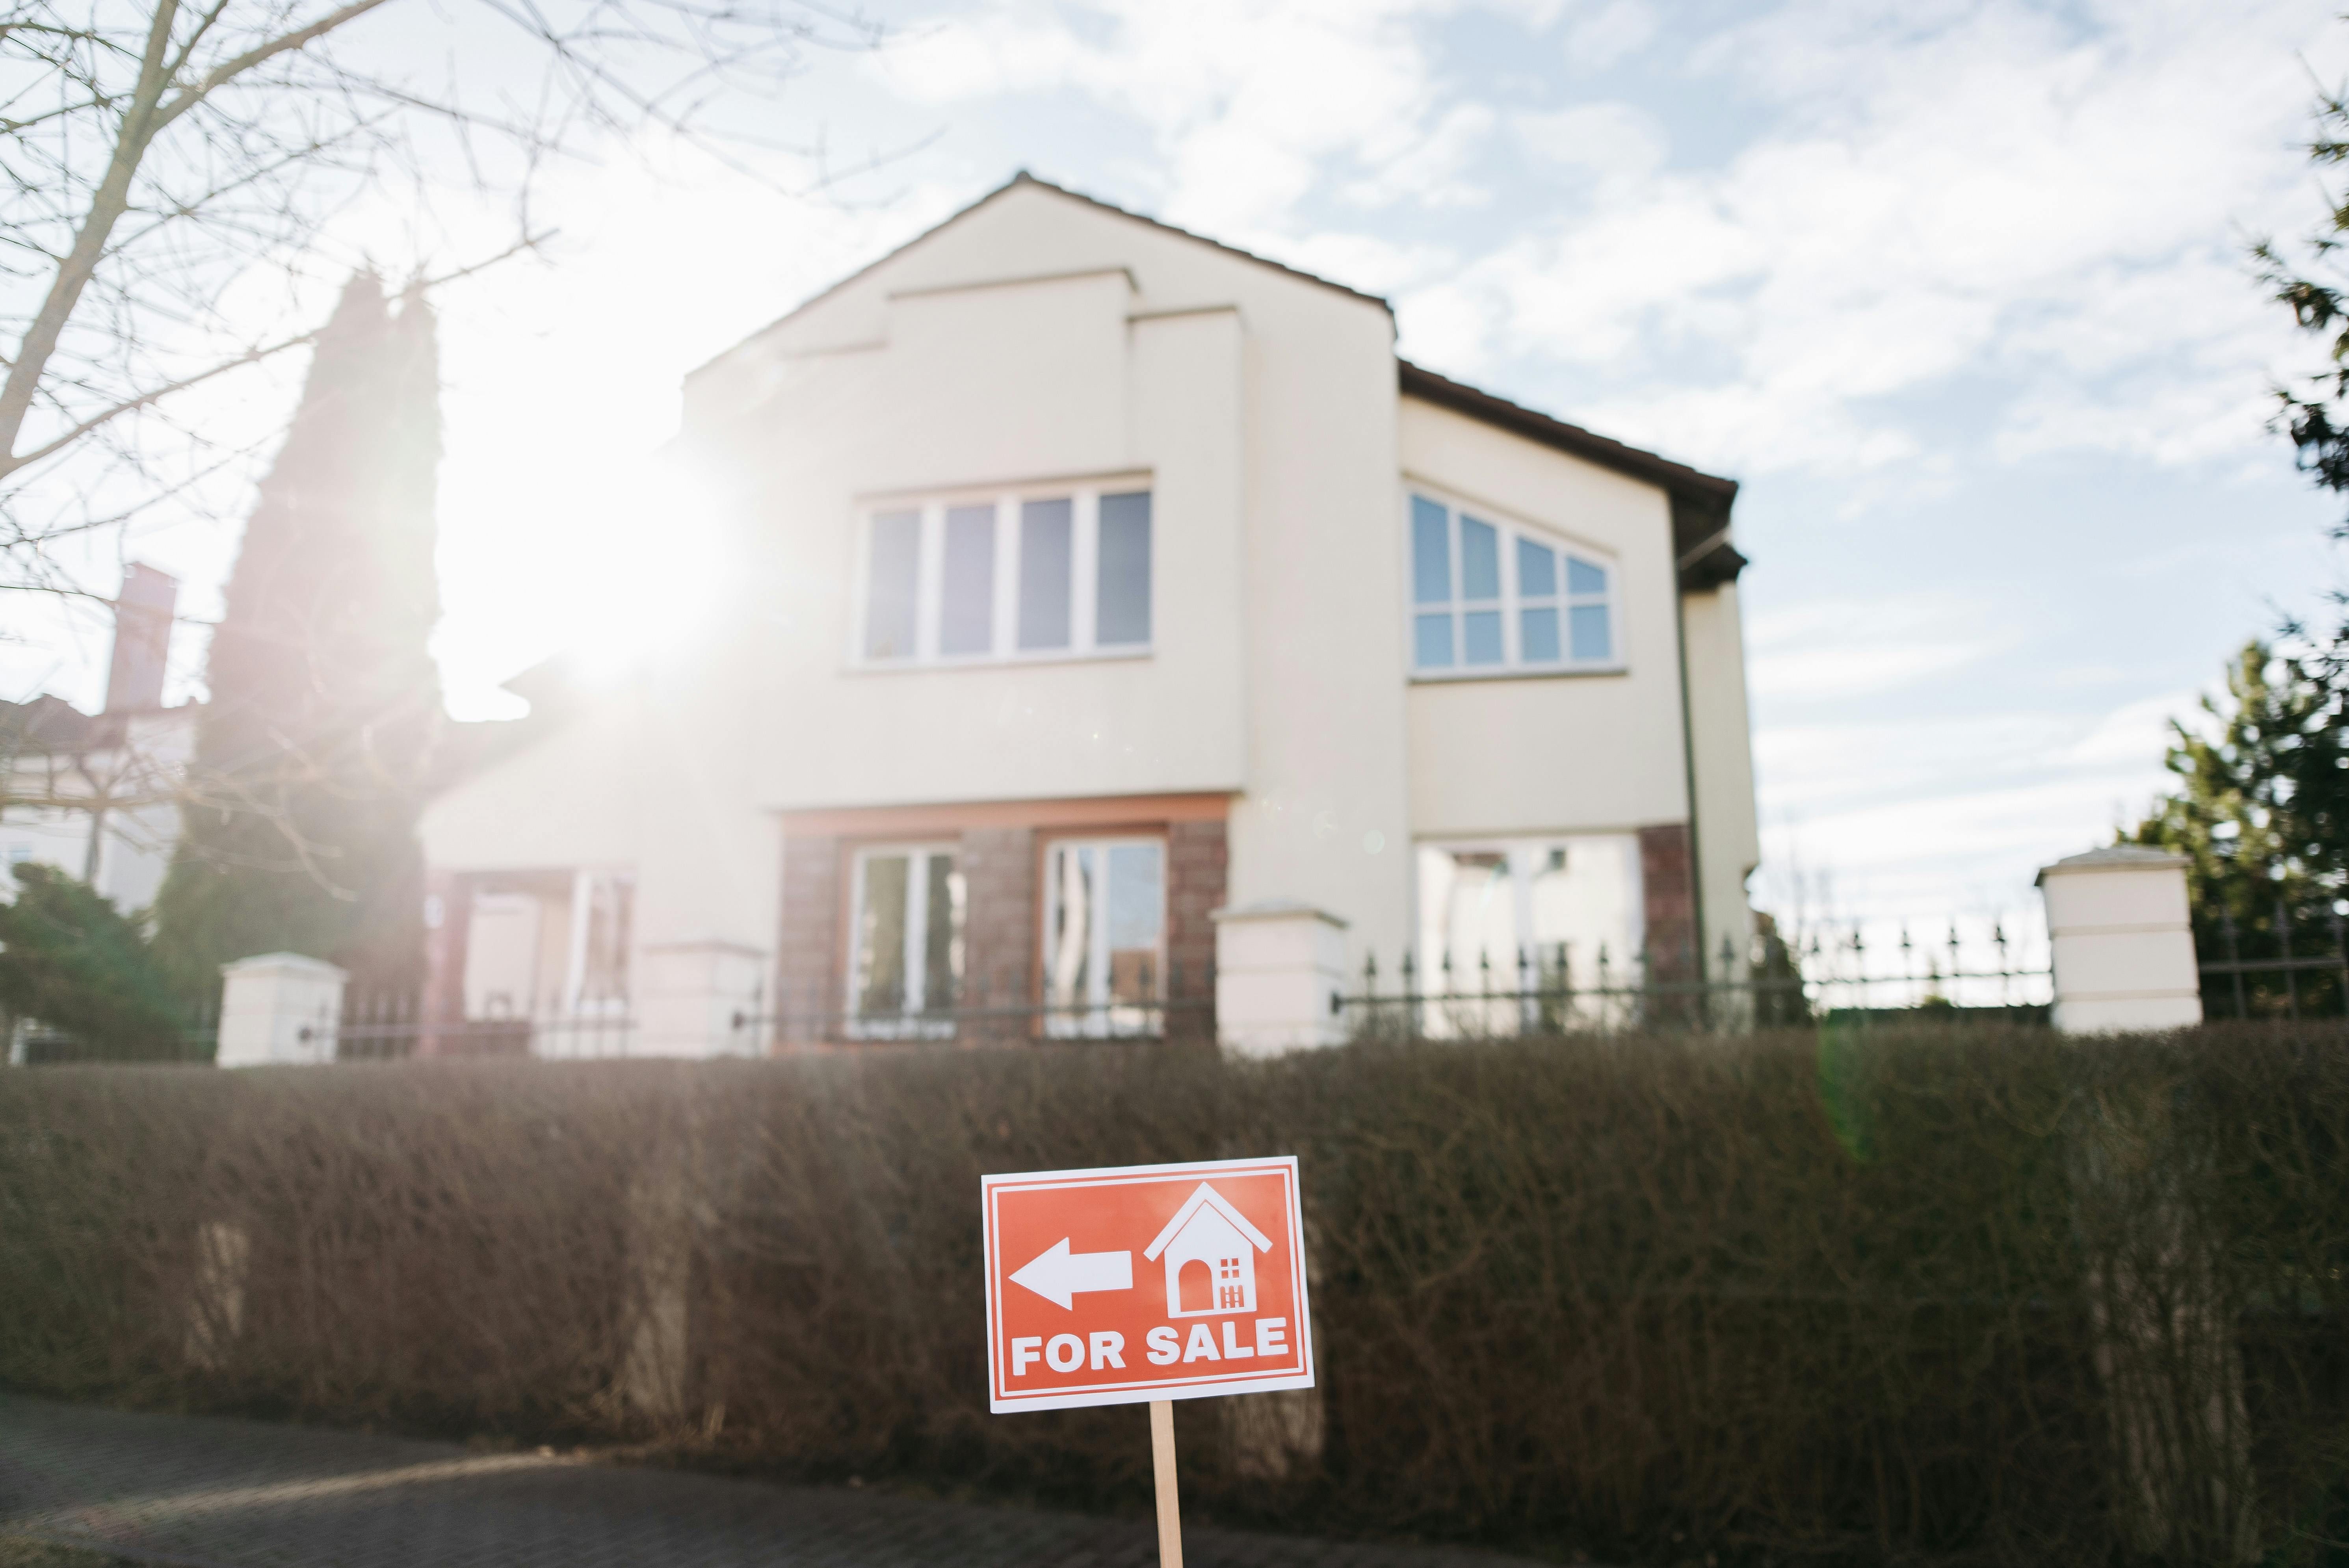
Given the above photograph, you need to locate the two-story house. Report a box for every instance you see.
[418,173,1759,1055]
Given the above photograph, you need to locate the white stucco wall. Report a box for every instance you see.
[686,179,1414,963]
[420,179,1759,1007]
[420,684,646,873]
[1396,396,1690,840]
[1680,580,1761,956]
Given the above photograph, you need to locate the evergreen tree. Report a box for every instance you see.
[2128,639,2346,914]
[151,275,443,1003]
[0,866,184,1059]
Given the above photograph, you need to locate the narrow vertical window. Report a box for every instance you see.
[850,847,965,1037]
[1018,498,1073,650]
[1096,491,1152,646]
[923,851,965,1014]
[1411,494,1453,669]
[1459,515,1503,666]
[1567,557,1612,661]
[1043,838,1166,1036]
[865,510,921,660]
[853,853,910,1014]
[1517,536,1560,664]
[938,504,996,656]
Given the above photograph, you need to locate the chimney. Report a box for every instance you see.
[104,562,178,713]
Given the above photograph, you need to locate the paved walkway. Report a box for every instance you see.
[0,1396,1546,1568]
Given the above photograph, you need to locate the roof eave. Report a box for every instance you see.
[690,171,1396,384]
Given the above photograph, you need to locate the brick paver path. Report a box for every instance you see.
[0,1396,1547,1568]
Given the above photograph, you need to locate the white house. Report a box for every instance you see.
[1145,1182,1273,1318]
[2,563,194,911]
[419,173,1761,1056]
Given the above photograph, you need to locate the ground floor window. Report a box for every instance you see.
[1042,838,1165,1036]
[1416,836,1641,1026]
[849,845,965,1036]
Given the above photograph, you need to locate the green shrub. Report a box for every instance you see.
[0,866,185,1059]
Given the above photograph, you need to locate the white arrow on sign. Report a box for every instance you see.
[1010,1237,1134,1310]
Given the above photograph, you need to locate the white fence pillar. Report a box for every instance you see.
[1213,900,1349,1056]
[2036,847,2202,1034]
[215,953,348,1066]
[636,940,768,1058]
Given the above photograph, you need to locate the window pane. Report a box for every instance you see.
[1460,515,1500,600]
[1570,603,1612,661]
[864,511,920,659]
[854,855,909,1015]
[1463,609,1503,665]
[1018,498,1074,650]
[1521,606,1561,663]
[1045,845,1095,1005]
[1411,496,1450,604]
[1097,491,1152,645]
[939,506,995,655]
[1567,556,1608,596]
[1106,843,1164,1003]
[1414,612,1454,669]
[923,853,965,1014]
[1516,537,1555,598]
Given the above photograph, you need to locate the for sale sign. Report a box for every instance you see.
[982,1156,1315,1414]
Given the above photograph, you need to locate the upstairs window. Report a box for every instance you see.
[859,486,1152,667]
[1409,493,1617,676]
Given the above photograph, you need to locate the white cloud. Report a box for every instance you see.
[1397,0,2343,477]
[1513,101,1667,184]
[1562,0,1656,71]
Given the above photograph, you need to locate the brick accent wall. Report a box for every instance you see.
[1639,822,1698,983]
[775,834,842,1034]
[959,827,1036,1022]
[1166,818,1227,1012]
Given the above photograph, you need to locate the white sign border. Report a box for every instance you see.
[983,1154,1316,1414]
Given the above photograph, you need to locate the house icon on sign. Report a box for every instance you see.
[1144,1182,1274,1318]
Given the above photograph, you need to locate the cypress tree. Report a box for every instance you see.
[152,274,443,1003]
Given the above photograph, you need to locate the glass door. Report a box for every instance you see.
[1042,838,1166,1037]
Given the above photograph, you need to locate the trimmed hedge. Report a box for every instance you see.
[3,1025,2346,1565]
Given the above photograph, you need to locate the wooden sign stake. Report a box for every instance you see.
[1149,1398,1183,1568]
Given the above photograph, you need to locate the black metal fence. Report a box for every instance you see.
[1342,921,2053,1038]
[2196,894,2349,1021]
[3,917,2061,1065]
[729,963,1221,1051]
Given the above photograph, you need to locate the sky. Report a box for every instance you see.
[13,0,2349,956]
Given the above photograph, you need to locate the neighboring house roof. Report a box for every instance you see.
[0,694,193,757]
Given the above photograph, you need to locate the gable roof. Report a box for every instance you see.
[1144,1182,1274,1259]
[693,171,1393,381]
[689,173,1747,585]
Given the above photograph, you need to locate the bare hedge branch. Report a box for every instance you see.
[3,1024,2343,1565]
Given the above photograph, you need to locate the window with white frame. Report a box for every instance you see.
[848,846,966,1035]
[1041,838,1165,1036]
[859,486,1152,667]
[1409,493,1617,676]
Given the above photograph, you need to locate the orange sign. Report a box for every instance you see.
[983,1156,1315,1413]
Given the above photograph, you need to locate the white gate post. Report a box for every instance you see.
[1213,900,1349,1056]
[637,940,768,1057]
[216,953,348,1066]
[2036,847,2202,1034]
